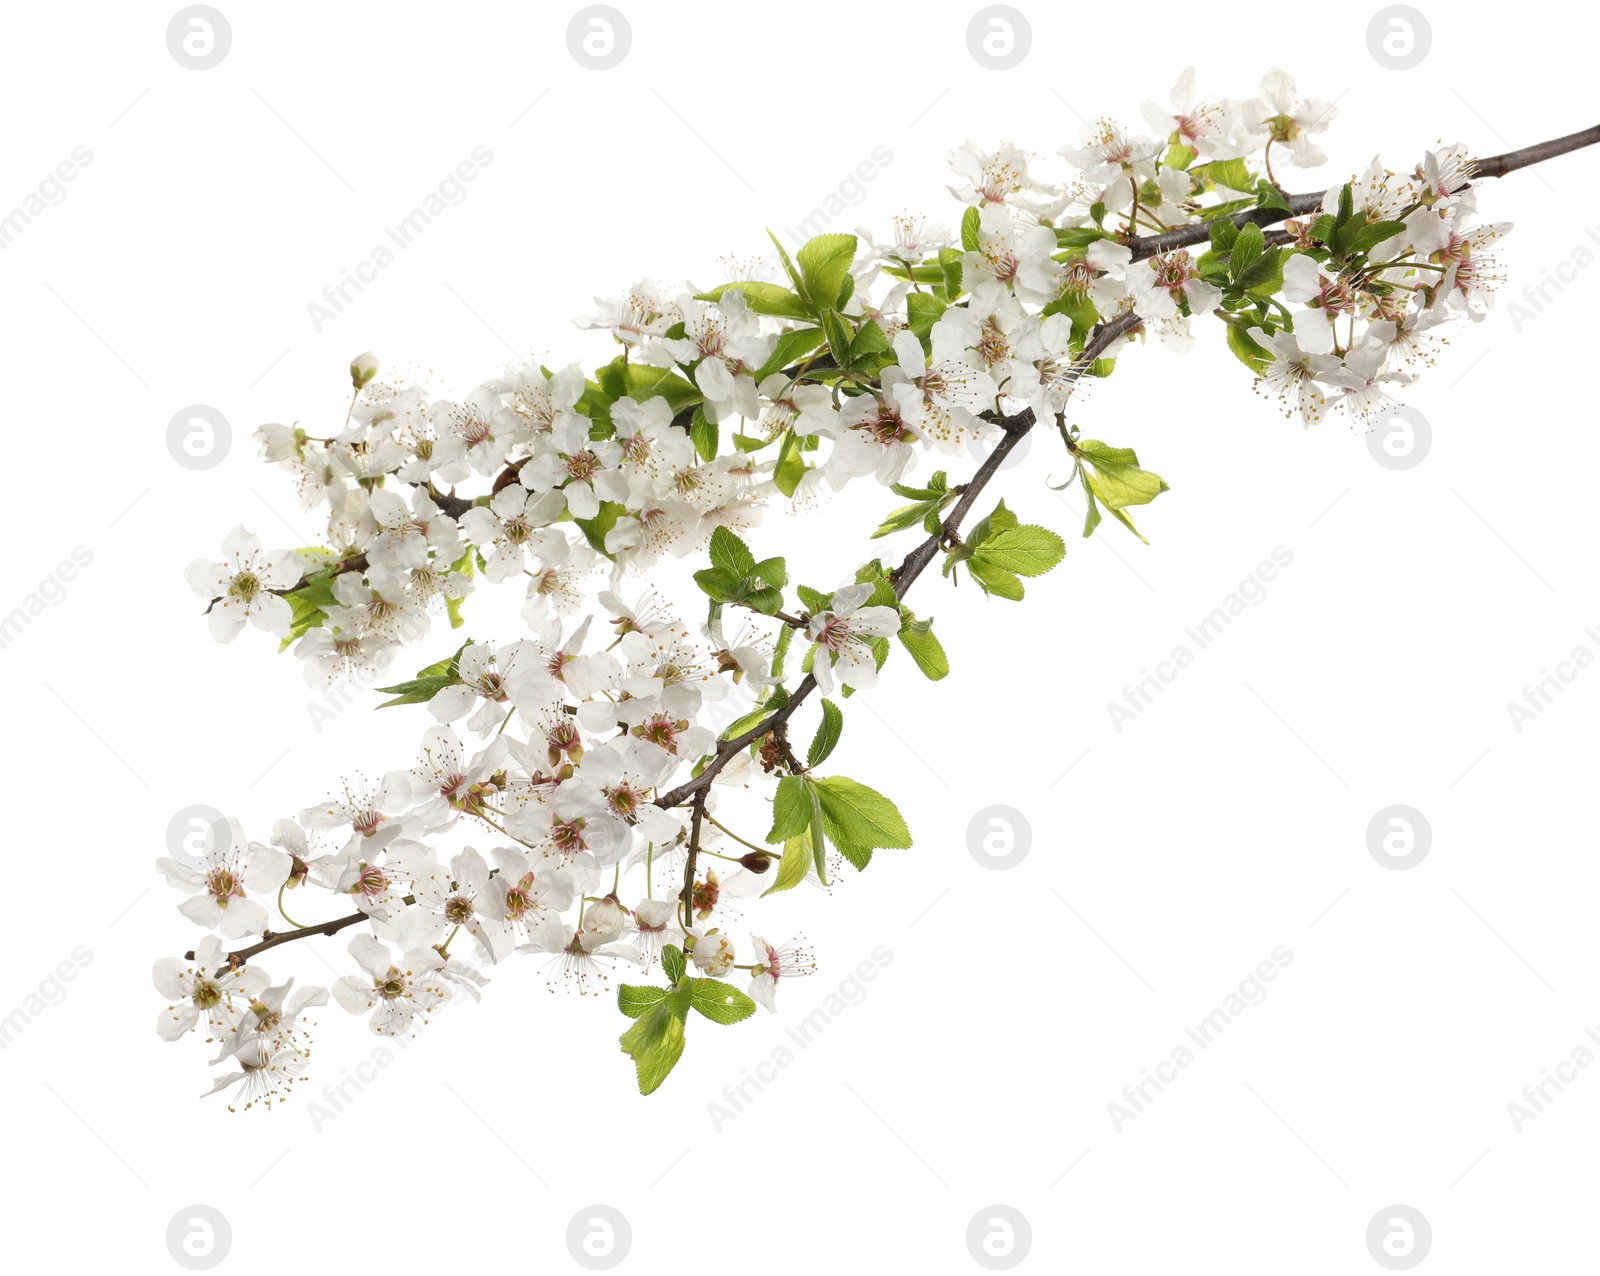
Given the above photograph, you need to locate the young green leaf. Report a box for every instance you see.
[767,775,813,844]
[690,407,718,462]
[661,944,687,985]
[618,984,671,1019]
[618,994,688,1095]
[812,776,912,850]
[808,699,844,767]
[795,234,858,310]
[689,978,758,1025]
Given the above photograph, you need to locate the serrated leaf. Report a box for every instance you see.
[1226,323,1273,373]
[767,775,813,844]
[1229,224,1265,282]
[773,431,806,497]
[372,674,458,709]
[811,776,911,850]
[820,308,855,368]
[808,699,843,767]
[975,525,1066,577]
[968,557,1026,600]
[709,525,758,582]
[961,205,981,252]
[689,978,758,1024]
[695,281,813,320]
[754,326,829,380]
[766,230,809,301]
[618,984,671,1019]
[896,616,949,680]
[906,292,947,342]
[690,407,718,462]
[764,829,813,896]
[619,995,688,1095]
[661,944,687,984]
[572,500,626,559]
[795,233,857,310]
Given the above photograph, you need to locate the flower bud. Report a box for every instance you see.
[350,351,379,390]
[689,927,735,976]
[739,851,772,873]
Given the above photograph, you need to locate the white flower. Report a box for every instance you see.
[747,933,816,1012]
[152,935,268,1042]
[688,927,736,976]
[806,582,901,695]
[889,328,999,455]
[156,817,291,939]
[331,932,447,1035]
[185,526,300,643]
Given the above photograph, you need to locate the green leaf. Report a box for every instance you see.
[873,493,953,539]
[690,407,718,462]
[1254,179,1291,213]
[906,292,948,342]
[976,525,1065,577]
[820,308,855,368]
[572,501,626,558]
[661,944,687,985]
[1229,224,1265,282]
[811,776,911,850]
[596,357,701,414]
[1074,441,1169,543]
[693,566,742,604]
[1336,182,1354,227]
[618,984,671,1019]
[795,233,857,310]
[961,205,981,252]
[766,230,809,301]
[767,775,813,844]
[1226,323,1273,373]
[1201,157,1254,193]
[967,557,1026,600]
[695,281,812,320]
[689,978,758,1025]
[752,556,787,589]
[372,674,458,709]
[849,319,891,363]
[795,584,829,612]
[619,995,688,1095]
[1236,246,1282,295]
[709,525,758,582]
[832,840,873,871]
[938,246,964,300]
[773,430,806,497]
[808,699,843,767]
[764,829,813,895]
[896,614,949,680]
[1352,220,1405,255]
[754,326,829,380]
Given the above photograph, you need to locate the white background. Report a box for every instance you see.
[2,1,1596,1271]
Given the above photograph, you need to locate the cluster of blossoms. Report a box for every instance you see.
[162,68,1519,1102]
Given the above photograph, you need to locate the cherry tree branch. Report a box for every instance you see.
[1127,123,1600,260]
